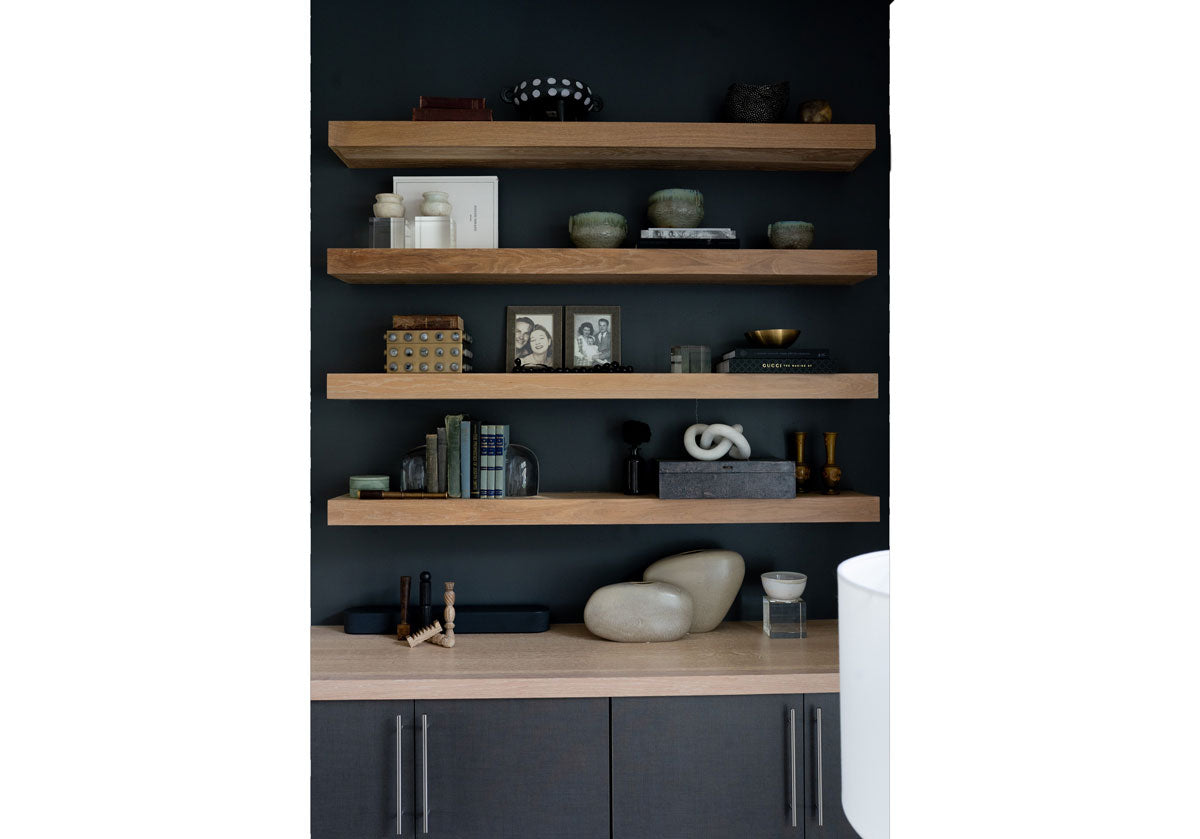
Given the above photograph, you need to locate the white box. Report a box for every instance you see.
[391,176,498,248]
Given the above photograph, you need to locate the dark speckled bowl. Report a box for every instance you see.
[724,81,790,123]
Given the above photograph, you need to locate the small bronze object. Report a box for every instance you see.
[822,431,842,495]
[396,575,411,638]
[792,431,811,494]
[798,99,833,124]
[744,328,800,348]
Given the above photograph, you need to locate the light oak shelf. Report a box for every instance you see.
[328,121,875,171]
[327,372,878,400]
[327,491,879,527]
[327,248,877,286]
[312,621,839,700]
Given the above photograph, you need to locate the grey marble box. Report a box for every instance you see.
[657,459,796,499]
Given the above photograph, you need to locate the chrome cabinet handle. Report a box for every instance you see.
[421,714,429,835]
[788,707,798,828]
[395,715,403,835]
[815,707,825,828]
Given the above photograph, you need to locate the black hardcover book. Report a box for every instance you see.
[714,358,837,373]
[721,347,831,361]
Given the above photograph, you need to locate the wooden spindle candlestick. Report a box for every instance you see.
[428,582,456,647]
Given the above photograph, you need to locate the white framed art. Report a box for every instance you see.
[391,175,498,248]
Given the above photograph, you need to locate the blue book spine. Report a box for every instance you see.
[483,425,495,498]
[490,425,501,498]
[498,424,510,498]
[460,420,471,497]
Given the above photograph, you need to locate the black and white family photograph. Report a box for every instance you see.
[565,306,621,369]
[505,306,562,369]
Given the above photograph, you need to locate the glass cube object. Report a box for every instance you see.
[669,345,711,373]
[762,596,807,638]
[369,217,410,248]
[412,215,456,248]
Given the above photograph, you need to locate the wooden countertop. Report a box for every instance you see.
[312,621,838,700]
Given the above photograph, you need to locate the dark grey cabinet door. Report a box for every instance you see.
[413,698,610,839]
[612,695,803,839]
[804,694,860,838]
[312,700,416,839]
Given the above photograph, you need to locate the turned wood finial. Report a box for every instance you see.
[429,581,456,647]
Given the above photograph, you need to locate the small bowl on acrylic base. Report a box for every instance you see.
[761,571,807,600]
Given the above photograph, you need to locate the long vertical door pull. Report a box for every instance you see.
[395,715,404,835]
[421,714,430,834]
[815,706,825,827]
[788,707,798,827]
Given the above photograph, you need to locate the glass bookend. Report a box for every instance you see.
[505,443,540,497]
[399,445,426,491]
[762,596,807,638]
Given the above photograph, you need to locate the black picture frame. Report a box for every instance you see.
[505,306,563,370]
[564,305,621,369]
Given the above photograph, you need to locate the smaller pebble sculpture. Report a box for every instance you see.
[683,423,752,461]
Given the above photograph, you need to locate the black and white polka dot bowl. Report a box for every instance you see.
[501,76,604,121]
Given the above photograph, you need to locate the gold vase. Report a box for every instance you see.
[792,431,811,494]
[822,431,842,495]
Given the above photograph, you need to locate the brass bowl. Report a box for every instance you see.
[745,328,800,348]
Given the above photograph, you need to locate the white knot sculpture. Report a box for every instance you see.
[683,423,752,461]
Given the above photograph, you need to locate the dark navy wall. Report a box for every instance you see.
[311,0,889,624]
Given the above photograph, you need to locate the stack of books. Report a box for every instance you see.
[423,415,511,499]
[714,348,836,374]
[412,96,493,121]
[638,228,739,249]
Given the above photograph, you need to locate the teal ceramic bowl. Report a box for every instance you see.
[568,211,628,248]
[349,475,390,498]
[767,221,815,249]
[647,189,704,228]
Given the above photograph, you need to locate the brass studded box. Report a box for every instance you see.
[385,327,474,373]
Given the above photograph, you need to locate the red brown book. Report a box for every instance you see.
[412,107,493,121]
[392,315,464,330]
[418,96,486,109]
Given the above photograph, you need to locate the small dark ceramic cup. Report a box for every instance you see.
[767,221,815,249]
[724,81,790,122]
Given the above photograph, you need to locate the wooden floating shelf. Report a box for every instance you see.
[327,492,879,527]
[328,121,876,171]
[327,373,878,400]
[327,248,877,286]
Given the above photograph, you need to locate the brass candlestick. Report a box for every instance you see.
[792,431,810,494]
[822,432,842,495]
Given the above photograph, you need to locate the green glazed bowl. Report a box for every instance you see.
[767,221,815,249]
[647,189,704,228]
[569,212,627,248]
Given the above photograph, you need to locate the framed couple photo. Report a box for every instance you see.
[505,305,622,370]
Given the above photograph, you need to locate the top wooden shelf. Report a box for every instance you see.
[328,121,876,171]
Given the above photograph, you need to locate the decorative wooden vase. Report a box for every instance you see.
[822,431,842,495]
[792,431,811,494]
